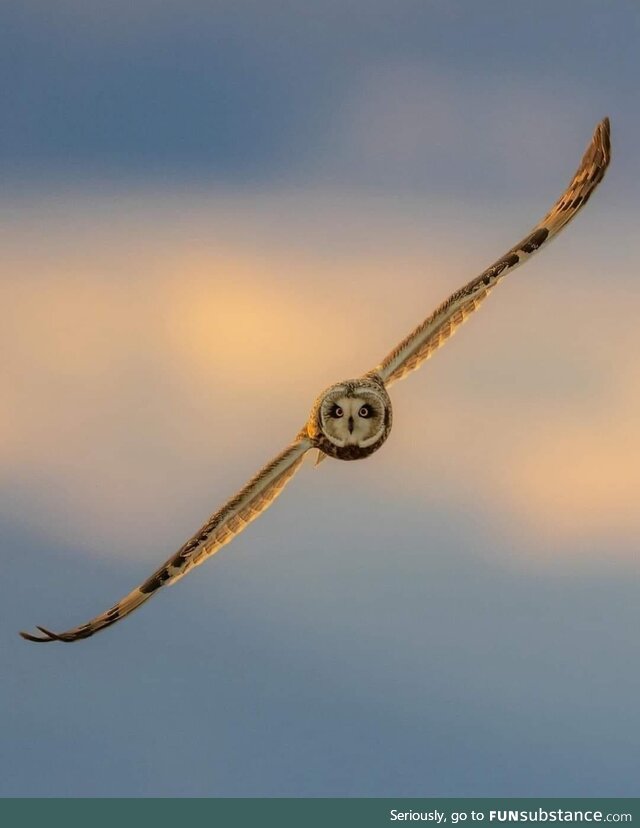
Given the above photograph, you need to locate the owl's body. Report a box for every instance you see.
[307,375,392,461]
[21,118,611,644]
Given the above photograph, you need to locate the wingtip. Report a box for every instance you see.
[19,625,63,643]
[19,629,51,643]
[596,117,611,158]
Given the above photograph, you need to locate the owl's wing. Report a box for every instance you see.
[20,432,313,643]
[374,118,611,388]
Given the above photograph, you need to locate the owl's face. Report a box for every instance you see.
[308,376,392,460]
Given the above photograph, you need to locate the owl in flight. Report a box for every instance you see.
[21,119,611,643]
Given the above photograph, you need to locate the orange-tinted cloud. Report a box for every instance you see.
[2,188,637,567]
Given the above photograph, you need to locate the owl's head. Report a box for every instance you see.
[308,375,392,460]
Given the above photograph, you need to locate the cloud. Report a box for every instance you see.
[316,60,600,195]
[2,186,636,567]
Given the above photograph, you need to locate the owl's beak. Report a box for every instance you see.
[348,416,354,433]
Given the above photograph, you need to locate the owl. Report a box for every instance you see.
[21,118,611,643]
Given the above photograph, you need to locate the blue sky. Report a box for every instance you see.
[3,2,639,193]
[2,2,639,797]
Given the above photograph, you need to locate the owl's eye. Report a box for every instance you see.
[358,405,372,418]
[329,404,344,418]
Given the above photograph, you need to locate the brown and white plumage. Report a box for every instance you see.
[20,118,611,643]
[375,117,611,386]
[21,434,313,642]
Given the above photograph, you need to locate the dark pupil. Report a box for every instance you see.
[331,405,343,418]
[359,405,372,418]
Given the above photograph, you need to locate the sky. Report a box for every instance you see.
[2,1,639,798]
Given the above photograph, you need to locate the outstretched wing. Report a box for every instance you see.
[374,117,611,387]
[21,432,313,643]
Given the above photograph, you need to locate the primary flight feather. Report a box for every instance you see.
[21,118,611,643]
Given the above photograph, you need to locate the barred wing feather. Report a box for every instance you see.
[21,434,313,642]
[375,118,611,387]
